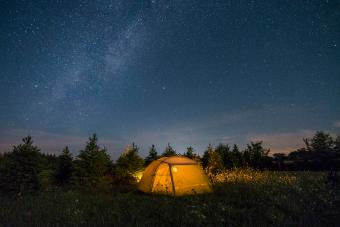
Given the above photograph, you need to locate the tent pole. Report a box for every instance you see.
[168,164,176,196]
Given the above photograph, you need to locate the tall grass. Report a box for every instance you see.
[0,171,339,226]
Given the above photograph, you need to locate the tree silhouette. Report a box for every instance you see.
[242,147,251,167]
[184,146,195,159]
[116,143,144,177]
[75,134,111,188]
[231,144,242,168]
[244,141,271,169]
[161,143,177,157]
[288,132,340,170]
[55,146,74,186]
[304,131,333,155]
[215,143,232,169]
[0,136,43,194]
[144,144,158,166]
[202,144,223,175]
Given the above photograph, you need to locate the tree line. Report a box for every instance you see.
[0,131,339,195]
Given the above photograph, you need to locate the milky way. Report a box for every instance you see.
[0,0,339,157]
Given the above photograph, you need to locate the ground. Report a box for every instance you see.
[0,171,339,226]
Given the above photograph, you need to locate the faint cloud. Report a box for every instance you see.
[247,129,315,155]
[333,120,340,128]
[221,136,235,143]
[0,129,127,159]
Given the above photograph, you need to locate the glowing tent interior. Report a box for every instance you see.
[138,156,212,196]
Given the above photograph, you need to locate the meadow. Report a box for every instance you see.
[0,170,339,227]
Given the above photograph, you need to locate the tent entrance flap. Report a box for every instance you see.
[168,164,176,196]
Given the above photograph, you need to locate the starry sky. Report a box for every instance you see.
[0,0,339,158]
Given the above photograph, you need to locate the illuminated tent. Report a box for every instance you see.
[138,156,212,196]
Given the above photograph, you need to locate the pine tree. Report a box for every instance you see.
[244,141,271,169]
[231,144,242,168]
[162,143,177,157]
[55,146,74,186]
[215,143,232,169]
[242,147,251,167]
[303,131,334,164]
[75,134,111,188]
[304,131,333,154]
[0,136,43,194]
[144,144,158,166]
[202,144,223,175]
[184,146,195,159]
[116,143,144,177]
[201,146,211,170]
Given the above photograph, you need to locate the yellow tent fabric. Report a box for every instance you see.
[138,156,212,196]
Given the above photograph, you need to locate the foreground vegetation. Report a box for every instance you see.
[0,132,339,226]
[0,170,339,227]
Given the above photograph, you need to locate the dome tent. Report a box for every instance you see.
[138,156,212,196]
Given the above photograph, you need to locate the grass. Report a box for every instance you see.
[0,170,339,226]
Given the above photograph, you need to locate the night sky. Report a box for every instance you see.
[1,0,339,158]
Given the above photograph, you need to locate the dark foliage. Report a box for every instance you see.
[0,131,339,196]
[75,134,111,188]
[144,144,158,166]
[0,136,43,194]
[215,143,232,168]
[54,146,74,186]
[183,146,195,159]
[283,131,340,171]
[116,143,144,178]
[202,144,224,175]
[161,143,177,157]
[244,141,272,170]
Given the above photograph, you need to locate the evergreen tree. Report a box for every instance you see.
[304,131,333,154]
[162,143,177,157]
[231,144,242,168]
[215,143,232,169]
[303,131,334,165]
[38,153,58,190]
[0,136,43,194]
[116,143,144,177]
[245,141,271,169]
[55,146,74,186]
[41,153,58,171]
[144,144,158,166]
[184,146,195,159]
[202,144,223,175]
[242,148,251,167]
[201,145,211,170]
[75,134,111,187]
